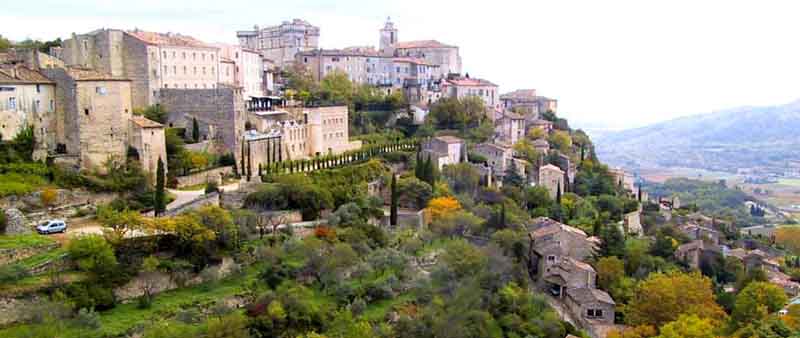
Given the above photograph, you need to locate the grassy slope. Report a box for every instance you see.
[0,234,55,250]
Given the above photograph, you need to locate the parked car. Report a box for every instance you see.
[36,220,67,234]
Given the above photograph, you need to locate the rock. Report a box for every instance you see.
[4,208,30,234]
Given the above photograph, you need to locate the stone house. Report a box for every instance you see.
[60,28,223,108]
[472,142,526,183]
[421,135,464,170]
[675,240,721,270]
[529,119,553,134]
[565,288,615,325]
[538,164,565,200]
[532,138,549,154]
[678,223,721,245]
[42,67,133,173]
[0,62,55,160]
[495,111,526,145]
[541,256,597,298]
[128,115,167,177]
[623,211,643,236]
[529,217,596,268]
[441,75,499,113]
[384,19,461,78]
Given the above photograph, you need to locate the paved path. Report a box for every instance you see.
[165,181,241,211]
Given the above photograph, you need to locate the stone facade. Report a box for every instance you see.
[421,135,464,170]
[128,115,167,177]
[0,63,56,160]
[237,19,320,68]
[159,85,245,161]
[565,288,615,325]
[500,89,558,115]
[441,75,499,112]
[42,67,133,172]
[538,164,565,200]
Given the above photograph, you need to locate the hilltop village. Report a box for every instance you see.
[0,18,799,338]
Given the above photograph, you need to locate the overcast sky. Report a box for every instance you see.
[4,0,800,130]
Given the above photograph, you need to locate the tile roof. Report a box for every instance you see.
[392,40,455,49]
[445,77,497,87]
[130,115,163,128]
[567,287,615,305]
[434,135,463,144]
[540,164,564,173]
[530,217,586,238]
[126,30,214,48]
[393,57,437,66]
[501,89,537,100]
[0,64,54,84]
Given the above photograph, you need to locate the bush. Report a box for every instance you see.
[205,181,219,194]
[0,209,6,233]
[0,264,30,283]
[66,283,116,311]
[74,307,101,330]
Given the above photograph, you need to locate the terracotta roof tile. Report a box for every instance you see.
[392,40,455,49]
[130,115,163,128]
[127,30,213,48]
[0,64,54,84]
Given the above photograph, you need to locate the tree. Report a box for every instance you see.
[732,282,787,327]
[390,174,398,226]
[67,235,118,279]
[97,206,153,244]
[319,70,354,105]
[192,117,200,143]
[503,161,525,187]
[655,315,716,338]
[0,35,10,51]
[206,312,250,338]
[154,157,166,216]
[599,223,625,257]
[626,271,726,327]
[397,177,433,209]
[548,130,572,153]
[439,239,487,279]
[139,256,161,308]
[596,256,625,290]
[442,162,481,195]
[40,188,57,209]
[426,196,462,223]
[775,227,800,255]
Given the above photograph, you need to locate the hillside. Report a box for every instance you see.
[593,100,800,173]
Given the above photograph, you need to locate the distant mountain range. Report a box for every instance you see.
[592,100,800,173]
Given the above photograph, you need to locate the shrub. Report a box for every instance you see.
[205,181,219,194]
[67,235,118,279]
[0,209,6,233]
[74,307,101,330]
[0,264,30,283]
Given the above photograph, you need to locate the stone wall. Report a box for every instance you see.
[175,166,233,188]
[0,189,116,212]
[162,192,219,216]
[160,86,244,158]
[0,242,59,266]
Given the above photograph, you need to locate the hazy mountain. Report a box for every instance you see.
[593,100,800,173]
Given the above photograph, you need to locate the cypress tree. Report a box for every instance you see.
[423,155,434,185]
[556,182,562,204]
[390,174,398,226]
[500,203,506,228]
[154,157,165,217]
[637,185,642,202]
[192,117,200,143]
[240,143,246,178]
[246,148,252,181]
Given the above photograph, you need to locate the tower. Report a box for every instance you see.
[379,17,398,55]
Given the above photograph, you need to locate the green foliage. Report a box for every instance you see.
[397,176,433,209]
[429,96,486,131]
[67,235,118,280]
[133,104,168,124]
[645,178,762,226]
[732,282,787,327]
[245,176,334,220]
[154,158,165,216]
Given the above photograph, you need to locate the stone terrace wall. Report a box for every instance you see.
[175,166,233,188]
[163,192,219,216]
[159,87,243,154]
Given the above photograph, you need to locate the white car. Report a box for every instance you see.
[36,220,67,234]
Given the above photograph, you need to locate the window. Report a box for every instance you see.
[182,52,186,59]
[163,65,167,74]
[193,52,196,60]
[84,108,89,115]
[163,51,167,58]
[211,67,215,75]
[8,97,16,110]
[193,67,197,75]
[164,84,169,88]
[173,66,177,74]
[153,69,158,77]
[202,67,206,75]
[587,309,603,318]
[202,53,205,61]
[547,255,556,262]
[49,100,54,111]
[36,84,41,93]
[183,66,187,75]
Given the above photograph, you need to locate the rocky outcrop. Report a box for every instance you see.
[4,208,30,235]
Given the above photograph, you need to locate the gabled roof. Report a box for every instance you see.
[500,89,537,100]
[445,76,497,87]
[130,115,163,129]
[530,217,586,239]
[392,40,455,49]
[567,287,615,305]
[0,64,54,84]
[434,135,463,144]
[540,164,564,174]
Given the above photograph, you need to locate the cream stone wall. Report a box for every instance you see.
[217,45,265,99]
[149,45,220,91]
[539,165,565,200]
[75,80,132,171]
[237,19,320,68]
[128,118,167,177]
[0,83,55,157]
[306,106,353,157]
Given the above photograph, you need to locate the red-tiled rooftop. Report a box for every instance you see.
[445,77,497,87]
[130,115,164,128]
[392,40,455,49]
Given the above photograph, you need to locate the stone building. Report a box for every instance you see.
[678,223,721,245]
[565,288,615,325]
[472,142,526,182]
[296,48,378,84]
[128,115,167,176]
[216,44,265,99]
[529,218,596,265]
[538,164,565,200]
[532,138,550,154]
[242,129,281,179]
[159,85,246,160]
[42,67,133,172]
[501,89,559,115]
[0,62,55,159]
[421,135,465,170]
[245,100,361,164]
[495,111,526,145]
[60,28,222,108]
[378,18,461,78]
[441,75,499,112]
[237,19,320,68]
